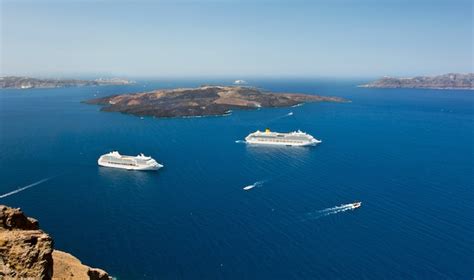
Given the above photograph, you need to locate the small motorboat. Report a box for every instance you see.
[351,202,362,209]
[243,184,256,191]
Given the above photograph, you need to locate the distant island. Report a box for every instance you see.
[359,73,473,90]
[0,76,134,89]
[85,85,348,118]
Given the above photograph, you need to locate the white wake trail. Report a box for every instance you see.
[243,180,265,191]
[0,177,52,198]
[278,111,294,119]
[305,204,356,220]
[265,111,295,124]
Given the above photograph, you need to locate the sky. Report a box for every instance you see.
[1,0,472,78]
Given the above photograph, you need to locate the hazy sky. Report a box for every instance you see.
[1,0,472,78]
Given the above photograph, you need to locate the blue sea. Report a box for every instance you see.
[0,79,472,279]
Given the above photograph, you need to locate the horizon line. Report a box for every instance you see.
[1,72,472,80]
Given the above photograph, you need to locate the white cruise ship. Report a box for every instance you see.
[98,151,163,171]
[245,129,321,147]
[233,79,247,85]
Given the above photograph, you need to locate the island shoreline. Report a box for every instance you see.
[84,85,349,119]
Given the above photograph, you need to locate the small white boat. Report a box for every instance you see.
[243,184,256,191]
[351,202,362,209]
[243,181,265,191]
[233,79,247,85]
[98,151,163,171]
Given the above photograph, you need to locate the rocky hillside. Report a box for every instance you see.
[0,76,134,89]
[85,85,348,118]
[359,73,474,90]
[0,205,110,280]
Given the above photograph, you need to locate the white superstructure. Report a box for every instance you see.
[233,79,247,85]
[245,129,321,147]
[98,151,163,171]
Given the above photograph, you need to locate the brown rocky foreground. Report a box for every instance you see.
[0,205,110,280]
[84,85,348,118]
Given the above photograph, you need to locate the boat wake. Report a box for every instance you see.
[0,177,53,199]
[235,140,246,144]
[304,203,358,220]
[285,112,294,117]
[243,180,265,191]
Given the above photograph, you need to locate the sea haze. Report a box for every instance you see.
[0,79,472,279]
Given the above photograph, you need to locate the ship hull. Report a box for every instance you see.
[245,138,320,147]
[244,130,321,147]
[97,158,163,171]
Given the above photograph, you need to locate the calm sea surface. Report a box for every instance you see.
[0,79,473,279]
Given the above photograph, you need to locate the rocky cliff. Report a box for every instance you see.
[0,205,110,280]
[359,73,474,90]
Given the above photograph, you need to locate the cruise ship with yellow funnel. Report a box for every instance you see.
[245,128,321,147]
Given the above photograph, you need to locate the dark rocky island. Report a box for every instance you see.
[359,73,473,90]
[84,85,348,118]
[0,76,134,89]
